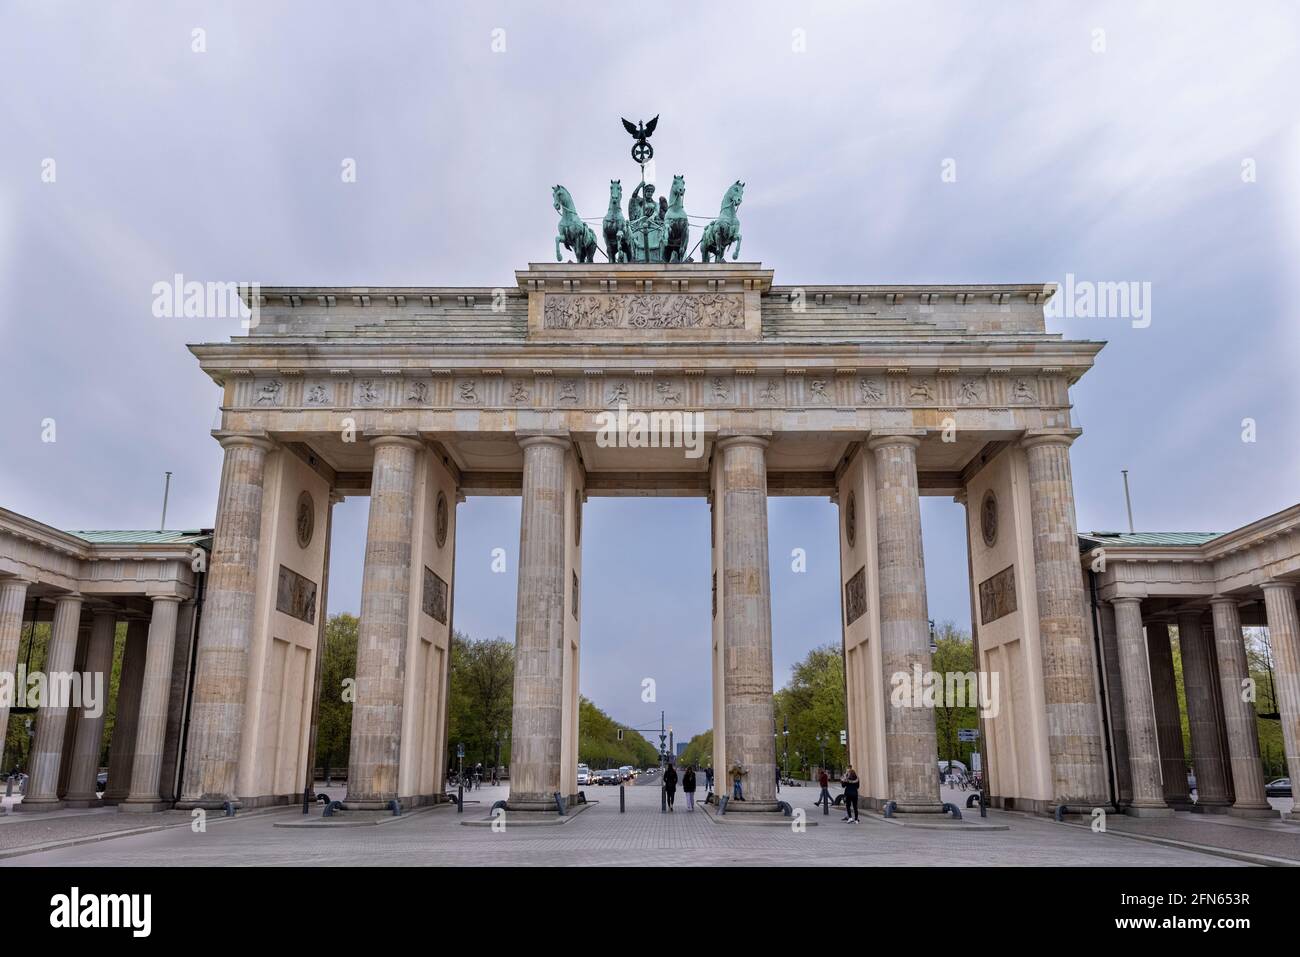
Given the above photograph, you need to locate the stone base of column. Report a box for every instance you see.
[1225,804,1277,819]
[1123,803,1176,818]
[62,796,103,809]
[118,799,172,813]
[342,798,399,811]
[174,797,242,811]
[13,799,65,813]
[721,799,781,813]
[1190,801,1232,814]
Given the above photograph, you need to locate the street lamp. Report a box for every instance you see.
[929,618,938,655]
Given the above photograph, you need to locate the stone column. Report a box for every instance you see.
[103,619,148,804]
[63,609,118,806]
[178,434,272,808]
[1209,597,1273,816]
[507,435,570,810]
[18,593,82,811]
[1262,581,1300,822]
[304,491,341,799]
[718,435,778,811]
[1146,620,1191,808]
[1096,599,1133,806]
[869,433,941,813]
[1176,610,1231,811]
[121,596,182,811]
[1021,432,1109,810]
[0,578,32,763]
[346,436,421,808]
[1111,598,1172,815]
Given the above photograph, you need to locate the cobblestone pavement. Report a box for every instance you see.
[1,783,1247,867]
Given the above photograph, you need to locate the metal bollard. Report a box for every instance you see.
[619,784,625,813]
[660,785,666,813]
[5,775,12,798]
[553,792,566,816]
[457,782,463,814]
[388,799,402,817]
[302,787,311,815]
[223,801,236,818]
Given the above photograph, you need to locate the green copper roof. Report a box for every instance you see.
[1078,531,1223,549]
[66,530,212,546]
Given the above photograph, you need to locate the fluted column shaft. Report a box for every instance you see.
[0,578,32,763]
[870,434,941,812]
[122,596,181,809]
[1146,621,1191,807]
[507,436,570,809]
[1262,581,1300,822]
[20,593,83,810]
[1022,433,1108,809]
[346,436,421,807]
[1177,610,1231,809]
[179,435,272,807]
[1111,598,1170,813]
[64,610,118,805]
[103,619,148,803]
[719,436,777,810]
[1209,598,1271,814]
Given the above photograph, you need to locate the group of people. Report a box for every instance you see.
[813,765,861,822]
[659,763,699,811]
[447,763,499,790]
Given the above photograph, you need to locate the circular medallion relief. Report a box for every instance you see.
[574,489,582,546]
[845,491,857,548]
[435,491,449,549]
[981,490,998,548]
[295,491,315,549]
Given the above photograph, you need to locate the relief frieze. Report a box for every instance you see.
[542,293,744,330]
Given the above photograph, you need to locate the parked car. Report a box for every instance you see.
[1265,777,1291,798]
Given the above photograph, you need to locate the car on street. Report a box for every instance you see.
[599,769,623,785]
[577,765,590,786]
[619,765,634,781]
[1265,777,1291,798]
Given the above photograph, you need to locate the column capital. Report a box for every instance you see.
[213,431,274,453]
[89,605,119,620]
[1110,596,1145,609]
[368,434,424,452]
[53,591,83,605]
[865,431,924,452]
[1262,579,1297,596]
[1019,428,1082,451]
[1209,595,1242,608]
[148,594,184,605]
[516,432,571,452]
[715,433,770,452]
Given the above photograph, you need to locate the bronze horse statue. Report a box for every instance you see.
[553,184,597,263]
[700,180,744,262]
[662,174,690,263]
[603,180,631,263]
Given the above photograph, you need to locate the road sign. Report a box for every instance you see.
[957,729,979,742]
[839,729,847,746]
[456,742,465,758]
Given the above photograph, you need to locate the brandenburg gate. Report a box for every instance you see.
[179,251,1110,817]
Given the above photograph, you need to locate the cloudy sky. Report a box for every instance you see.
[2,2,1298,744]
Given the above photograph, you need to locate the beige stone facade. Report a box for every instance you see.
[11,261,1293,820]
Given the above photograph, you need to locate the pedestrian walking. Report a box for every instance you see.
[815,767,831,809]
[705,766,714,793]
[682,765,697,811]
[841,765,860,823]
[663,762,678,811]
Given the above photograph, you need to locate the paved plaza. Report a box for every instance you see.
[0,780,1265,867]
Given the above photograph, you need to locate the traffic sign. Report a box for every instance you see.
[957,729,979,742]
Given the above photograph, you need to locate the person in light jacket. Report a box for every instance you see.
[682,765,697,811]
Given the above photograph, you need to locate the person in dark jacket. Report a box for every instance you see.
[663,762,678,811]
[682,766,697,811]
[815,768,831,809]
[841,765,860,822]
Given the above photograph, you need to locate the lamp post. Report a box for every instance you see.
[782,718,790,782]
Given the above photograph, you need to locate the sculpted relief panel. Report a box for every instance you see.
[543,293,744,330]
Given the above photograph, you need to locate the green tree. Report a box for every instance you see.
[930,621,979,769]
[446,631,514,769]
[774,643,846,778]
[678,729,713,769]
[314,612,359,775]
[576,696,657,769]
